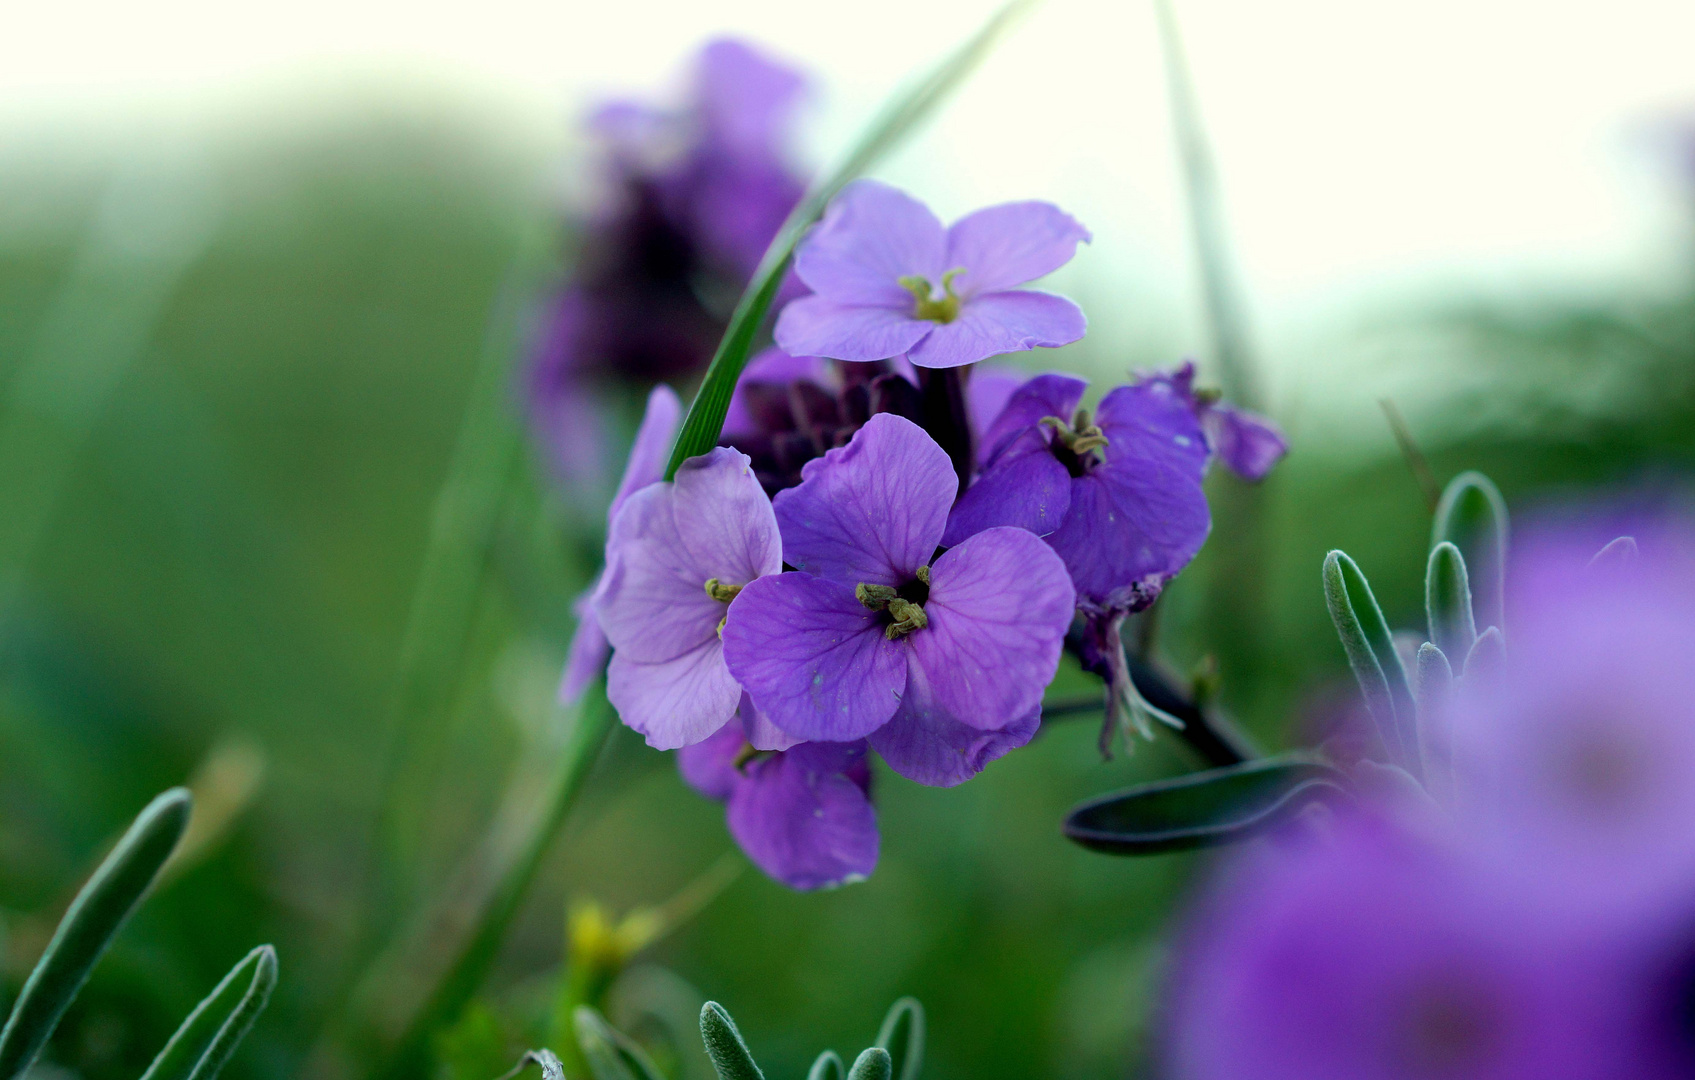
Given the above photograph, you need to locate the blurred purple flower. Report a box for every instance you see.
[774,180,1090,369]
[559,384,681,704]
[678,715,876,890]
[721,414,1072,784]
[594,446,781,749]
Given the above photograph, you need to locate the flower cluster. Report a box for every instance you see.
[1164,520,1695,1078]
[573,179,1284,889]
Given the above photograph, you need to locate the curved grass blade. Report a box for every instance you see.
[1431,471,1509,634]
[663,0,1035,479]
[498,1050,567,1080]
[808,1051,845,1080]
[874,998,923,1080]
[700,1003,764,1080]
[1424,541,1476,662]
[0,788,192,1080]
[140,945,277,1080]
[1323,550,1419,775]
[847,1048,892,1080]
[1063,757,1348,855]
[574,1007,666,1080]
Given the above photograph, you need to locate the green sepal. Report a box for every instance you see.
[1424,541,1476,663]
[808,1050,845,1080]
[1432,471,1509,633]
[0,788,192,1080]
[847,1048,892,1080]
[874,997,923,1080]
[699,1003,764,1080]
[139,944,276,1080]
[1322,550,1419,775]
[1063,756,1349,854]
[574,1007,665,1080]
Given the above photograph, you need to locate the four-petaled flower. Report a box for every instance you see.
[774,180,1090,369]
[723,414,1072,786]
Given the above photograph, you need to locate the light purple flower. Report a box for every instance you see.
[594,446,781,749]
[559,384,681,704]
[721,414,1072,785]
[677,716,876,891]
[774,180,1090,370]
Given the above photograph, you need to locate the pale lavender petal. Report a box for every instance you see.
[773,413,955,582]
[677,720,745,801]
[740,693,802,752]
[941,444,1073,546]
[611,383,683,517]
[727,741,878,890]
[721,574,906,741]
[596,483,726,663]
[559,584,610,704]
[693,39,807,155]
[871,703,1040,787]
[965,366,1025,461]
[906,291,1086,370]
[606,640,741,749]
[669,447,782,584]
[1202,403,1288,481]
[793,179,947,306]
[945,201,1091,296]
[976,371,1088,467]
[909,527,1075,732]
[773,296,932,363]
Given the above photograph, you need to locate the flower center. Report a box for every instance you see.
[1040,409,1110,476]
[855,565,931,640]
[705,578,743,637]
[898,268,966,324]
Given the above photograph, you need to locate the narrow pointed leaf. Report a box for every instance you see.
[1322,551,1419,775]
[139,945,277,1080]
[1589,535,1638,572]
[0,788,192,1080]
[1432,471,1509,633]
[574,1007,665,1080]
[1063,757,1349,854]
[1415,642,1455,804]
[1424,542,1476,662]
[874,998,923,1080]
[501,1050,567,1080]
[1465,626,1505,682]
[808,1051,845,1080]
[700,1003,764,1080]
[663,0,1034,479]
[847,1048,892,1080]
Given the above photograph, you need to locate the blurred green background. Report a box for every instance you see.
[2,69,1694,1080]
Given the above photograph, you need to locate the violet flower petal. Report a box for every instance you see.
[606,642,743,750]
[871,703,1040,787]
[612,383,683,514]
[559,585,611,704]
[773,296,932,362]
[727,741,878,890]
[944,201,1091,297]
[908,526,1075,732]
[596,486,733,664]
[694,39,807,156]
[721,574,906,742]
[669,447,784,584]
[740,693,802,752]
[905,291,1086,369]
[677,720,745,801]
[1202,403,1288,482]
[723,346,833,438]
[941,444,1073,545]
[966,366,1025,459]
[976,371,1088,467]
[773,413,955,582]
[792,179,947,307]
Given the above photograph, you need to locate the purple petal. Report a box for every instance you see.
[740,693,802,752]
[906,291,1086,370]
[596,483,727,663]
[611,383,682,518]
[773,296,931,363]
[909,527,1075,732]
[941,444,1073,546]
[1096,376,1212,477]
[773,413,955,582]
[559,584,610,704]
[945,201,1091,296]
[724,347,834,438]
[871,704,1040,787]
[976,371,1088,467]
[693,39,807,156]
[606,640,741,749]
[677,720,745,801]
[793,179,947,306]
[721,574,906,742]
[669,447,783,584]
[727,741,878,890]
[965,366,1025,461]
[1202,403,1288,481]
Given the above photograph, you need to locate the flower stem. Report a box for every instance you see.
[916,365,975,496]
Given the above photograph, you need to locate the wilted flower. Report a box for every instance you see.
[774,180,1090,369]
[595,447,781,748]
[722,414,1072,785]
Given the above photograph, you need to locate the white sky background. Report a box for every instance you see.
[5,0,1695,444]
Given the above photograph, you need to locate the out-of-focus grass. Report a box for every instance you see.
[0,103,1692,1080]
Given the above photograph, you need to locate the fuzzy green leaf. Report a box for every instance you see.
[1465,625,1505,682]
[139,945,276,1080]
[1432,471,1509,633]
[700,1003,764,1080]
[1322,551,1419,775]
[874,998,923,1080]
[808,1051,845,1080]
[847,1048,892,1080]
[1424,541,1476,663]
[1415,642,1455,803]
[0,788,192,1080]
[662,0,1033,479]
[1589,535,1638,572]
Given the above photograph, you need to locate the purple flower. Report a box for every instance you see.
[721,413,1072,786]
[559,384,682,704]
[594,446,781,749]
[774,180,1090,370]
[678,717,876,891]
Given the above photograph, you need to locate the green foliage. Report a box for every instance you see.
[1423,542,1477,662]
[806,1051,845,1080]
[1431,471,1510,633]
[699,1003,764,1080]
[873,998,922,1080]
[845,1048,891,1080]
[1322,550,1419,775]
[575,1007,667,1080]
[139,945,277,1080]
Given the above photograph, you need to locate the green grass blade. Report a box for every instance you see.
[874,998,923,1080]
[662,0,1035,479]
[846,1048,892,1080]
[0,788,192,1080]
[139,945,277,1080]
[699,1003,764,1080]
[1431,471,1509,634]
[573,1008,665,1080]
[808,1051,845,1080]
[1322,551,1418,775]
[1424,541,1476,662]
